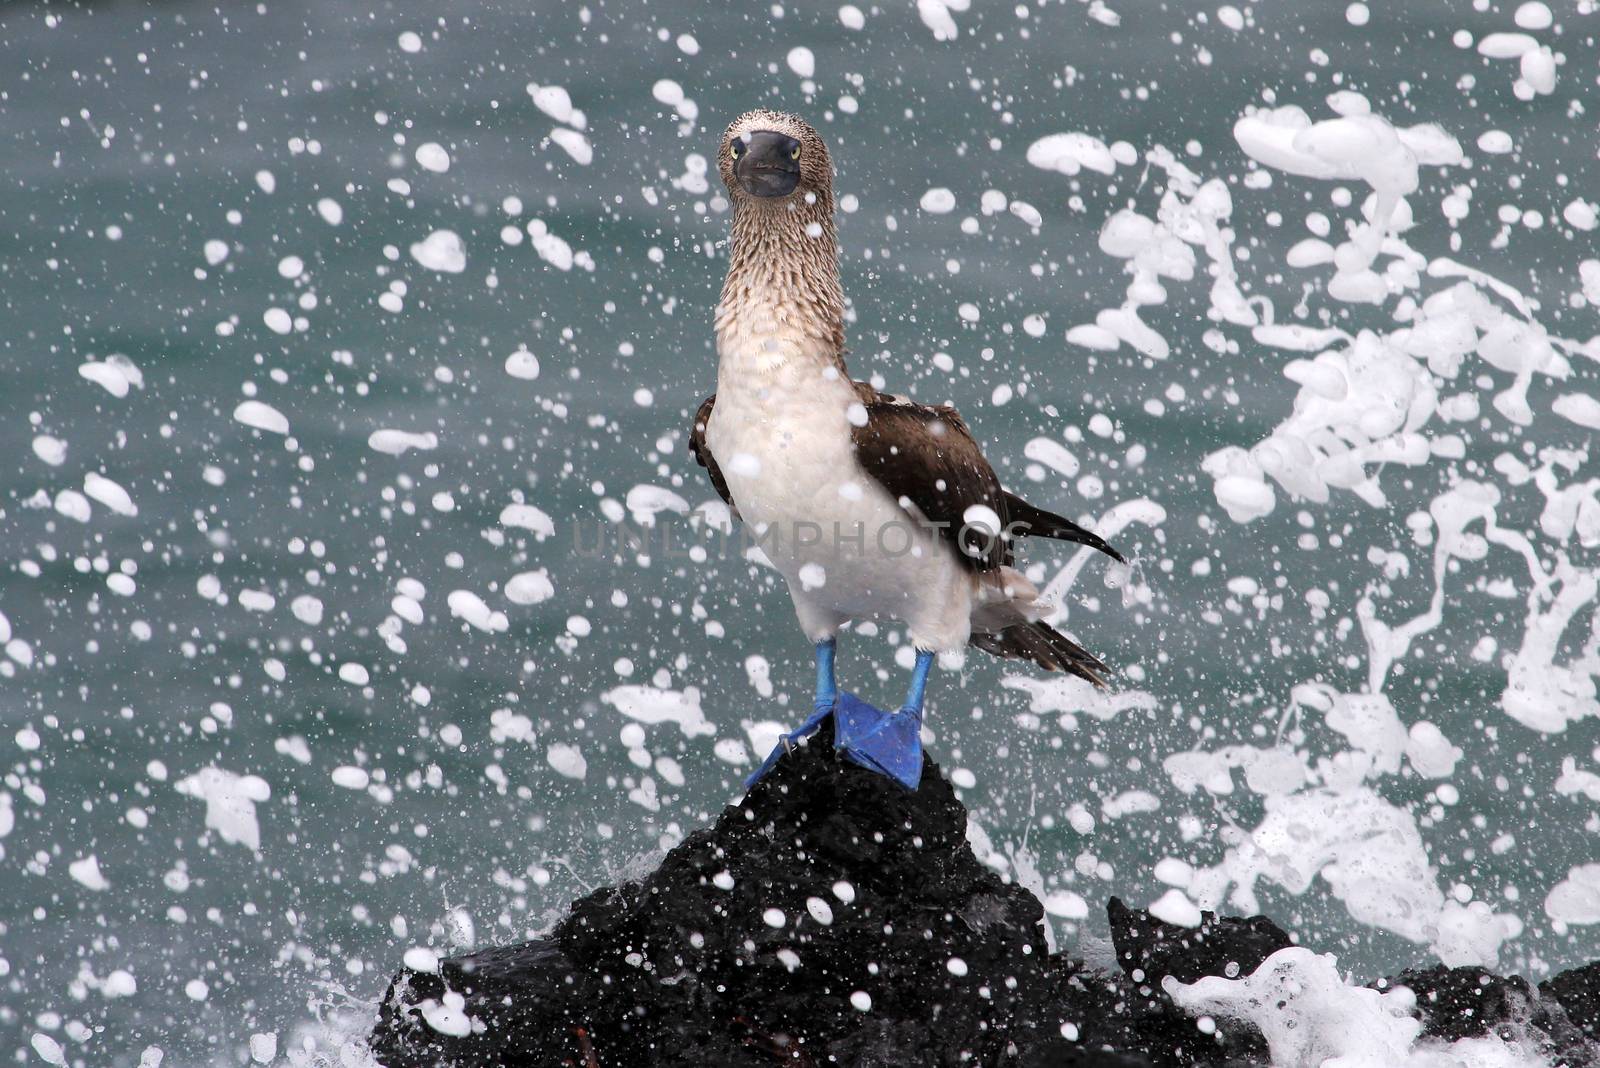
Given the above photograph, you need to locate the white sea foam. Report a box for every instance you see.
[31,435,67,466]
[414,142,449,173]
[233,400,290,435]
[331,766,369,791]
[83,473,137,517]
[446,590,508,633]
[525,219,583,271]
[1546,864,1600,926]
[625,484,690,526]
[602,685,716,738]
[1063,148,1255,359]
[409,229,466,273]
[69,854,111,891]
[290,595,323,625]
[54,489,92,523]
[916,0,969,41]
[505,569,555,606]
[1004,674,1158,724]
[504,348,541,380]
[78,355,143,397]
[549,127,593,166]
[546,743,587,779]
[499,503,555,538]
[1170,948,1422,1065]
[526,84,584,129]
[1026,80,1600,976]
[367,429,438,456]
[1025,132,1120,176]
[785,46,815,79]
[1169,946,1546,1066]
[175,768,270,852]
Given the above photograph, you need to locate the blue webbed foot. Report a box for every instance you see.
[742,642,930,792]
[743,698,835,789]
[834,691,924,791]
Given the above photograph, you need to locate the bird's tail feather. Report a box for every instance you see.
[968,621,1110,688]
[1004,492,1125,563]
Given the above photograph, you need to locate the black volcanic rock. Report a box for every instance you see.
[1545,962,1600,1042]
[1368,964,1598,1065]
[1107,896,1292,988]
[1375,965,1546,1042]
[369,726,1600,1067]
[369,726,1224,1066]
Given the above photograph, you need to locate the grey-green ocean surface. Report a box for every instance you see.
[2,0,1597,1062]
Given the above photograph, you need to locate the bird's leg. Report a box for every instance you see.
[783,638,839,755]
[813,637,838,714]
[901,648,934,715]
[744,638,840,789]
[833,647,932,791]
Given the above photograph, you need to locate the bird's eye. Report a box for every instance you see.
[790,145,801,160]
[730,141,742,159]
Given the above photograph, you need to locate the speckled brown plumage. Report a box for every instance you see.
[713,110,847,369]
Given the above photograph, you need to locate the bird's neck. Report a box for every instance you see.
[716,195,847,375]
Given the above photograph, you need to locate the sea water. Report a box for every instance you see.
[0,0,1596,1064]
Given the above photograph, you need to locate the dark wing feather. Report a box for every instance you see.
[968,621,1110,687]
[1003,493,1126,563]
[689,394,734,511]
[850,386,1126,569]
[849,390,1011,571]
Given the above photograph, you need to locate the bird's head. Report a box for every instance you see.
[718,110,832,206]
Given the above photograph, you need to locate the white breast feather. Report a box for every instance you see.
[707,311,977,650]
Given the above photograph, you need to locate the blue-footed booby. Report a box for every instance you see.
[690,110,1124,790]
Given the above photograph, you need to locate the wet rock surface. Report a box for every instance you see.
[1369,964,1596,1064]
[1107,895,1292,988]
[369,728,1600,1066]
[1545,964,1600,1044]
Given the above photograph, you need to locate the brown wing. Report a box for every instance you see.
[689,394,735,511]
[849,388,1012,571]
[850,384,1126,569]
[968,620,1110,686]
[1002,492,1126,563]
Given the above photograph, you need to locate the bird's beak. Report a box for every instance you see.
[734,131,802,198]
